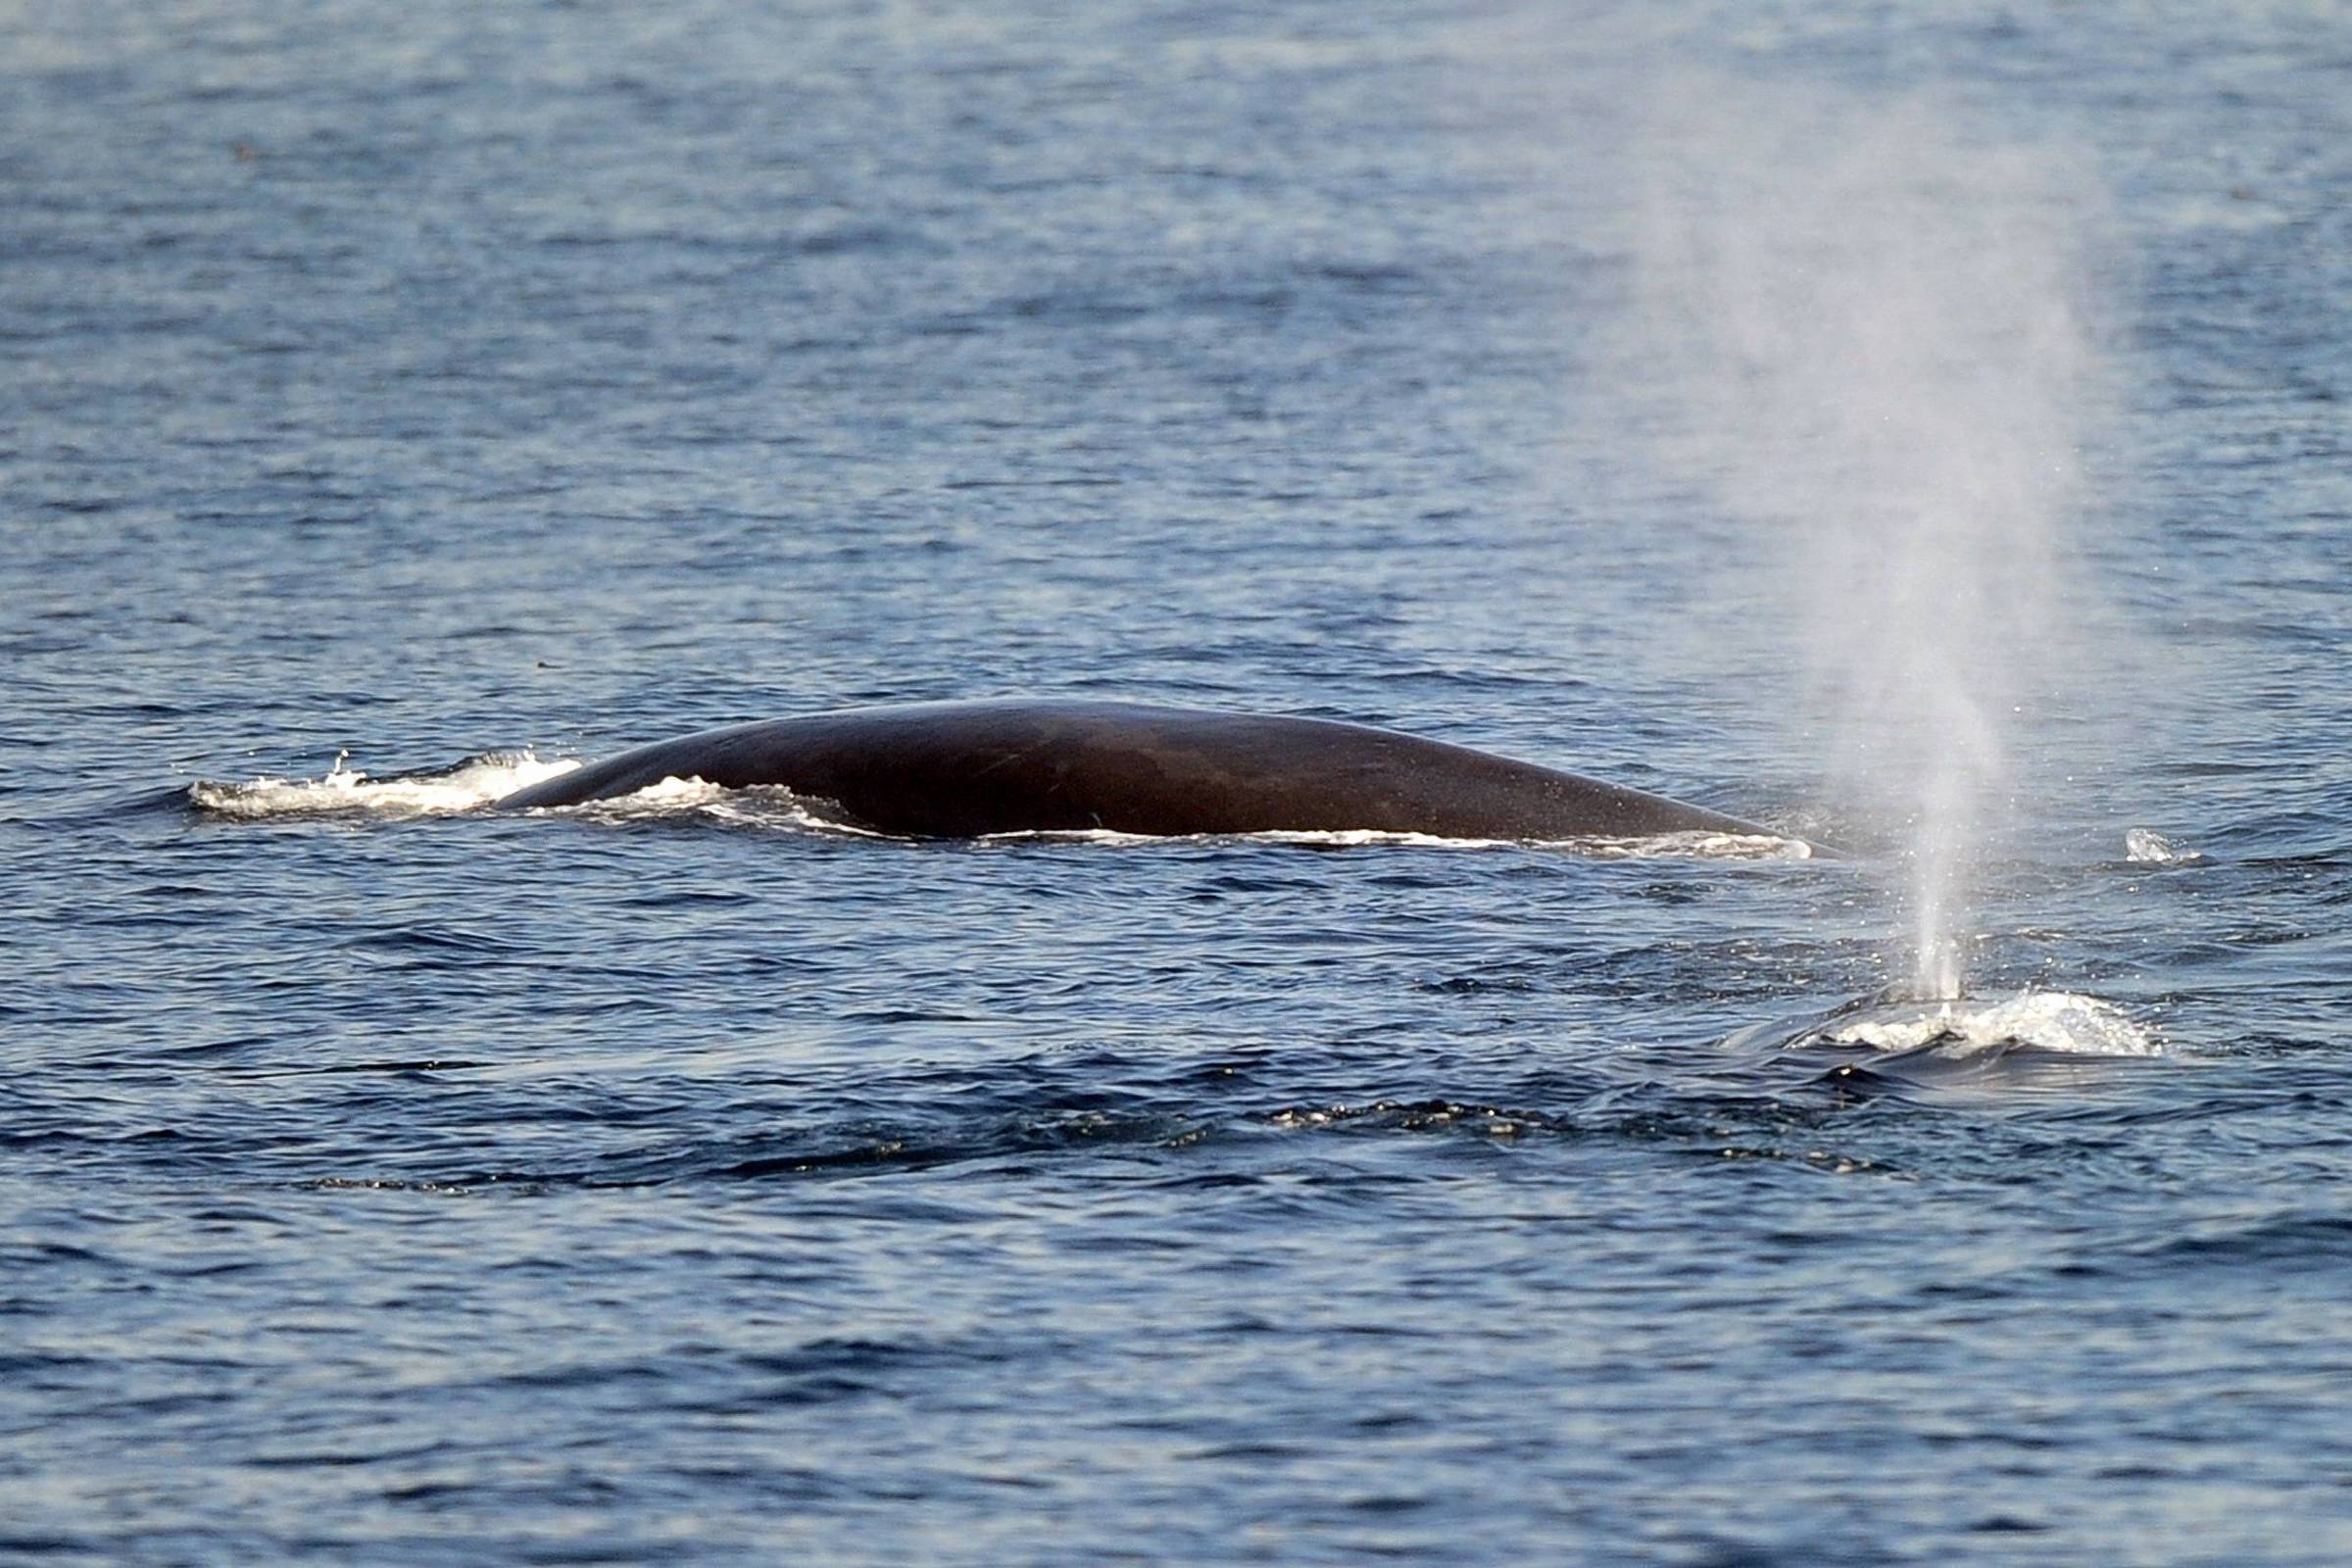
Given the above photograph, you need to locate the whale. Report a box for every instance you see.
[493,699,1819,850]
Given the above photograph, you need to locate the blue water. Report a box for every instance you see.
[6,3,2351,1563]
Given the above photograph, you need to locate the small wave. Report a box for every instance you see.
[1267,1098,1568,1138]
[1810,990,2160,1058]
[188,752,579,820]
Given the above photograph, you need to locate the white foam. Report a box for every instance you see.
[563,793,1813,856]
[497,777,1824,854]
[1822,989,2159,1057]
[560,778,883,834]
[189,752,581,820]
[972,827,1811,858]
[1565,831,1812,861]
[2125,827,2202,864]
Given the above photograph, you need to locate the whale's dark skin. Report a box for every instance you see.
[495,699,1810,847]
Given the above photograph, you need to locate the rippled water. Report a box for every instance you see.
[6,3,2351,1563]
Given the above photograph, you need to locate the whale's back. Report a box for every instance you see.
[493,699,1788,844]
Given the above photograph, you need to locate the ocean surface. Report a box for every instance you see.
[5,3,2350,1563]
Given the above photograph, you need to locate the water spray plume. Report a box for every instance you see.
[1621,81,2113,1000]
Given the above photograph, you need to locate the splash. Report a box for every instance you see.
[1620,81,2116,999]
[556,778,868,833]
[2124,827,2202,865]
[1815,989,2159,1059]
[190,752,579,819]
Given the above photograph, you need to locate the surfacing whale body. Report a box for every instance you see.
[495,699,1815,850]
